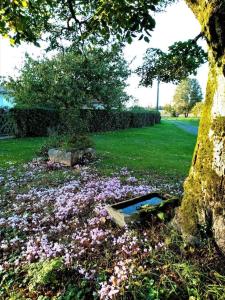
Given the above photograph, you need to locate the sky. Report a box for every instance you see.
[0,1,208,108]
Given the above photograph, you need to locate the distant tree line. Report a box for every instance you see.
[164,78,203,117]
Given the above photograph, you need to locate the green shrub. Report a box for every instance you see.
[66,134,94,150]
[38,134,94,158]
[8,108,160,138]
[59,282,91,300]
[37,135,67,158]
[82,109,161,132]
[11,108,59,137]
[26,258,63,291]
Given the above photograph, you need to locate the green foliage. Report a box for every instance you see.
[163,104,177,117]
[173,78,203,117]
[0,0,177,46]
[66,134,94,150]
[11,107,59,137]
[6,47,130,133]
[38,134,94,158]
[0,0,56,45]
[7,47,130,112]
[26,258,63,291]
[59,282,91,300]
[3,107,160,139]
[83,110,161,132]
[137,41,207,87]
[128,105,153,112]
[191,102,204,117]
[37,135,66,158]
[0,109,15,135]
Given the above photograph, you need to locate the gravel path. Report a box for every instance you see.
[170,120,198,136]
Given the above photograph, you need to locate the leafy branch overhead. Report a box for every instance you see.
[0,0,176,46]
[137,39,208,87]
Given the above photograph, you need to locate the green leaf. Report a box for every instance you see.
[157,212,165,220]
[127,36,132,44]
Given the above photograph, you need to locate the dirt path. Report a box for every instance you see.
[170,120,198,136]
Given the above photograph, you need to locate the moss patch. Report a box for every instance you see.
[179,62,219,237]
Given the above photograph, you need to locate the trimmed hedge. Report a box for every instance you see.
[10,108,59,137]
[0,110,15,136]
[82,110,161,132]
[9,108,160,137]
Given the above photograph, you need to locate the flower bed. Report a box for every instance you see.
[0,162,224,299]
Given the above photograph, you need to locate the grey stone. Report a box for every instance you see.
[48,148,95,167]
[48,149,72,166]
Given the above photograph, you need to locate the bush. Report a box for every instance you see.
[82,110,160,132]
[38,134,94,158]
[8,108,160,137]
[66,134,94,150]
[191,102,204,117]
[163,104,177,117]
[11,108,59,137]
[26,258,63,291]
[0,110,15,136]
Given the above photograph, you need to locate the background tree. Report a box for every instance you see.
[136,41,206,110]
[1,0,225,253]
[163,104,177,117]
[191,102,204,118]
[173,78,203,117]
[6,47,130,131]
[128,105,154,113]
[137,42,207,87]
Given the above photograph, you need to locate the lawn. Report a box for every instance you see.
[0,136,48,168]
[0,121,197,176]
[164,116,200,127]
[93,120,197,176]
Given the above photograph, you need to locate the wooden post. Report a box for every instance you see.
[156,78,160,111]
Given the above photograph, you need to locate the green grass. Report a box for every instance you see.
[164,117,200,127]
[0,137,47,168]
[0,120,197,176]
[93,120,197,176]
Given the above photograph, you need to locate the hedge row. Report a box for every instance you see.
[10,108,59,137]
[8,108,160,137]
[82,110,161,132]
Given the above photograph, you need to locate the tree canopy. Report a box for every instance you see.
[136,40,207,87]
[173,78,203,117]
[6,47,130,110]
[191,101,204,117]
[0,0,176,46]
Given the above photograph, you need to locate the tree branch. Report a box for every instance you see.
[67,0,86,26]
[193,32,204,42]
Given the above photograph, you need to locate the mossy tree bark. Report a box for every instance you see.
[178,1,225,253]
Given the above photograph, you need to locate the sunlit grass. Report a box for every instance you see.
[0,120,197,176]
[93,120,197,176]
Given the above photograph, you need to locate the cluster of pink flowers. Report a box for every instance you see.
[99,259,139,299]
[0,161,176,298]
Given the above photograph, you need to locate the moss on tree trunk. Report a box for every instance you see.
[178,1,225,253]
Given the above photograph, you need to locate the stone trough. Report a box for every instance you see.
[48,148,95,167]
[106,193,179,227]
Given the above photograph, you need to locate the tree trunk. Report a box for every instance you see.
[178,1,225,253]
